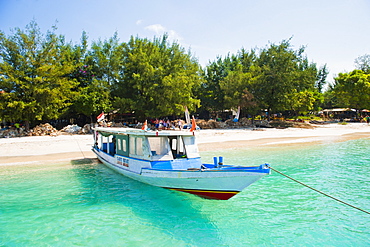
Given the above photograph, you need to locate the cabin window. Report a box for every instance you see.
[183,136,200,158]
[130,136,136,155]
[170,137,184,152]
[122,139,126,152]
[136,137,143,156]
[116,135,129,156]
[183,136,195,146]
[148,137,169,156]
[117,139,121,150]
[171,138,177,150]
[129,136,144,156]
[178,137,184,153]
[168,136,186,158]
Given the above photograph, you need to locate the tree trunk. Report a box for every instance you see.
[25,120,30,131]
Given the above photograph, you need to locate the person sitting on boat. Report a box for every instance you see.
[154,119,160,129]
[177,119,183,130]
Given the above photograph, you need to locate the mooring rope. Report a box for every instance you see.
[73,135,86,159]
[268,165,370,215]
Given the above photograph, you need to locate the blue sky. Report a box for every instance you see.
[1,0,370,82]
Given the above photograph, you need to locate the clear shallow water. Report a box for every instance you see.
[1,138,369,246]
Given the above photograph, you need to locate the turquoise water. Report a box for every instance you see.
[1,138,370,246]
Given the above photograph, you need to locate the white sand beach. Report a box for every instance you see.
[1,123,369,166]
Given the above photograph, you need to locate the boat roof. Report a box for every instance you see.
[93,127,196,137]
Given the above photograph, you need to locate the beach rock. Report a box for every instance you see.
[60,124,94,134]
[270,120,314,129]
[80,124,93,134]
[309,120,329,125]
[254,120,272,128]
[0,128,22,138]
[225,119,240,128]
[61,124,82,134]
[196,119,221,129]
[28,123,59,136]
[239,118,252,126]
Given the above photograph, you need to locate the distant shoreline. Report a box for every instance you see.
[1,123,369,166]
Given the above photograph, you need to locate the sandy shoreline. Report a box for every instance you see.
[1,123,369,166]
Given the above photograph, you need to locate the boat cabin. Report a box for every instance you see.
[94,127,202,170]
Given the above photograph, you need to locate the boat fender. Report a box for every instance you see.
[218,156,223,167]
[213,157,218,167]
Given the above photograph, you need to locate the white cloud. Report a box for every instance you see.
[167,30,182,41]
[145,24,166,34]
[136,19,143,25]
[144,24,182,42]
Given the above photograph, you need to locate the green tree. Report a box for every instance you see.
[220,64,260,117]
[0,21,78,128]
[239,48,257,73]
[90,32,122,85]
[67,32,112,121]
[68,31,91,87]
[332,70,370,110]
[322,87,340,110]
[72,79,111,122]
[112,35,202,120]
[288,90,323,117]
[255,39,318,117]
[355,54,370,74]
[316,64,329,93]
[199,54,239,116]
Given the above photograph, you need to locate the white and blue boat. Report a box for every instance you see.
[92,126,270,200]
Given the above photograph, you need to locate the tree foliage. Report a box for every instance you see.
[355,54,370,74]
[3,20,368,126]
[255,40,317,114]
[316,64,329,93]
[72,79,111,122]
[331,70,370,110]
[197,55,240,116]
[111,35,202,120]
[200,39,321,119]
[287,90,323,116]
[67,33,115,120]
[0,21,78,126]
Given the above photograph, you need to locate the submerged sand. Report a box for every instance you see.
[0,123,369,166]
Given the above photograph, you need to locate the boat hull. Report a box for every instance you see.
[93,148,269,200]
[165,188,239,200]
